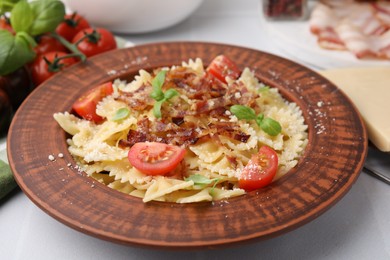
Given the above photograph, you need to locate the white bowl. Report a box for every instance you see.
[63,0,204,34]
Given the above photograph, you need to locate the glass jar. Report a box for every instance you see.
[263,0,308,21]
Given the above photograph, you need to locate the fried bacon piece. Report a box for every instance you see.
[116,84,153,111]
[118,66,256,148]
[119,117,250,148]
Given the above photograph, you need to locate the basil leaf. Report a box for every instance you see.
[185,174,213,185]
[150,70,166,101]
[164,88,178,100]
[255,113,264,126]
[258,86,270,93]
[112,107,130,121]
[230,105,256,120]
[259,117,282,136]
[29,0,65,35]
[150,88,164,101]
[10,0,34,33]
[153,100,163,119]
[0,30,35,75]
[152,70,166,89]
[0,0,19,14]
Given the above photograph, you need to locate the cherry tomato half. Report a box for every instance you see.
[56,13,90,42]
[72,82,114,123]
[30,51,78,86]
[128,142,186,176]
[206,55,240,83]
[72,27,117,57]
[238,146,278,191]
[34,34,68,56]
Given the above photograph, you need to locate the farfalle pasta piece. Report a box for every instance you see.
[143,177,194,203]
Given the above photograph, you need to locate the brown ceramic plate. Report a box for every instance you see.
[7,42,367,249]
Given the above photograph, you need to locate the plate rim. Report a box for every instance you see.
[7,41,368,249]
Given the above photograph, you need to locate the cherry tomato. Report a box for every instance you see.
[206,55,240,83]
[72,82,114,123]
[0,16,13,34]
[0,66,33,110]
[72,27,117,57]
[0,88,13,136]
[34,34,68,56]
[128,142,186,176]
[238,146,278,191]
[55,13,90,41]
[30,51,77,86]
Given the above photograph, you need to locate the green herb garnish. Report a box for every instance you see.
[185,174,219,195]
[230,105,282,136]
[150,70,178,118]
[258,86,270,93]
[0,0,86,76]
[112,107,130,121]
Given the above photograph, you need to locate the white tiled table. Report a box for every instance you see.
[1,1,389,259]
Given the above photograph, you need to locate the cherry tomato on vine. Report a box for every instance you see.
[55,13,90,41]
[34,34,68,56]
[206,55,240,83]
[128,142,186,176]
[30,51,77,86]
[238,146,278,191]
[72,27,117,57]
[72,82,114,123]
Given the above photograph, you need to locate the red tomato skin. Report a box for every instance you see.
[72,82,113,123]
[128,142,186,176]
[34,34,68,56]
[30,52,77,86]
[72,28,117,57]
[0,17,14,34]
[206,55,240,83]
[0,88,13,135]
[56,13,90,41]
[0,65,33,110]
[238,146,278,191]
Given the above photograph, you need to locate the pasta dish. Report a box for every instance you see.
[54,56,308,203]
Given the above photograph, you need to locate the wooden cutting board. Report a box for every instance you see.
[319,67,390,152]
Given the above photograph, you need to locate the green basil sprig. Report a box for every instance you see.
[230,105,282,136]
[185,174,219,195]
[150,70,178,119]
[0,0,68,76]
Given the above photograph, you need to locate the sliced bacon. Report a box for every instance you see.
[317,28,346,50]
[310,0,390,60]
[377,30,390,58]
[309,3,337,35]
